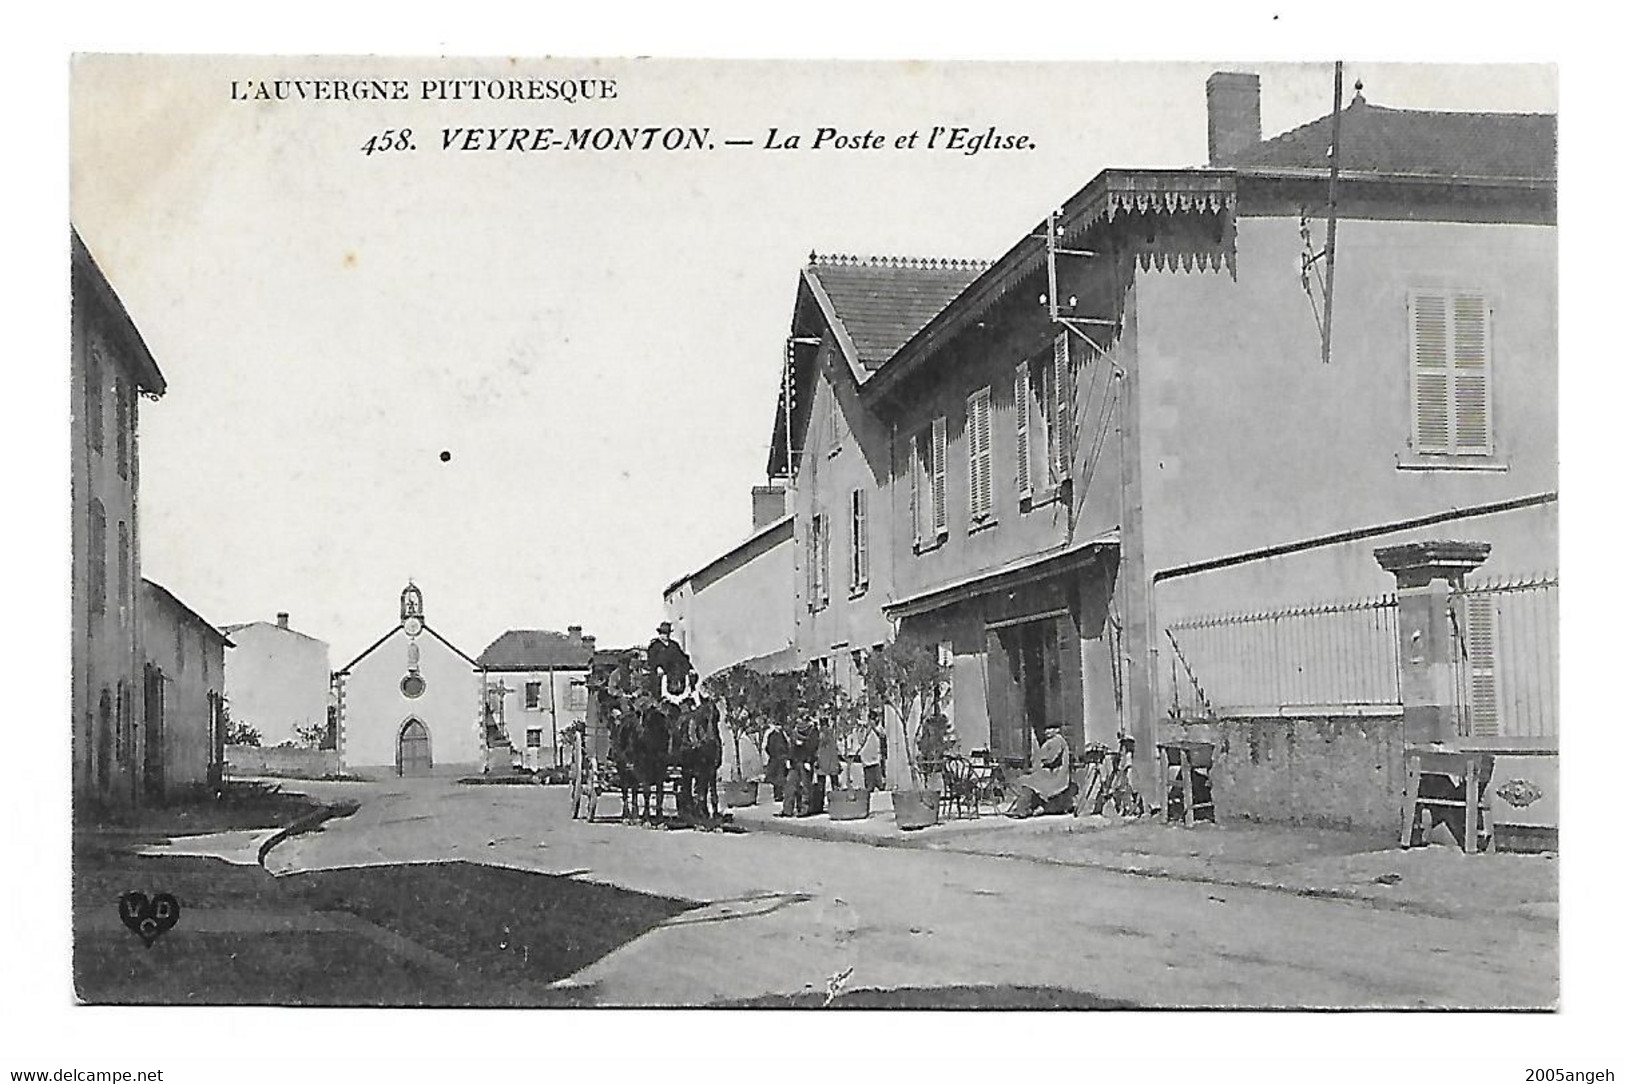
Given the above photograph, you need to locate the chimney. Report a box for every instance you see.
[751,485,787,531]
[567,625,583,638]
[276,612,290,628]
[1206,72,1261,166]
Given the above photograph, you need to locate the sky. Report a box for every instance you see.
[68,57,1557,666]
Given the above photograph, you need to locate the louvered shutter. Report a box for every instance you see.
[1411,294,1451,453]
[931,416,948,535]
[968,389,992,521]
[1014,362,1032,499]
[910,432,922,548]
[819,513,831,605]
[1464,594,1499,737]
[1053,334,1072,481]
[806,515,817,609]
[854,489,868,589]
[1452,295,1491,453]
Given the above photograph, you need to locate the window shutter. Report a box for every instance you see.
[1464,594,1499,737]
[806,515,818,609]
[910,432,923,548]
[1411,293,1452,453]
[1053,334,1072,480]
[931,415,948,535]
[855,489,868,588]
[1014,362,1033,499]
[968,389,992,521]
[1453,295,1491,453]
[820,513,831,605]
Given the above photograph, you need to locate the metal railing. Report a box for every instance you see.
[1166,593,1401,718]
[1453,573,1558,739]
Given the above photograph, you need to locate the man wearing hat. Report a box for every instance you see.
[646,621,693,698]
[1005,720,1076,819]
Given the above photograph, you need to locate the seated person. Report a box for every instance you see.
[1005,722,1076,818]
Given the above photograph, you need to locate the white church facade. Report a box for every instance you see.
[332,583,484,776]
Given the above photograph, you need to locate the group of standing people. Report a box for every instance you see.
[762,712,883,818]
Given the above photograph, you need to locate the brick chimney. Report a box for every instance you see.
[1206,72,1261,166]
[751,485,787,531]
[276,612,290,628]
[567,625,583,638]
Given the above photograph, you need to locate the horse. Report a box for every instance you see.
[628,697,673,824]
[672,695,723,825]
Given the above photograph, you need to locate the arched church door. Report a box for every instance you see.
[397,718,432,776]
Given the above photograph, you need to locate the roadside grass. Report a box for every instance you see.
[285,861,697,1005]
[75,780,326,838]
[74,845,698,1006]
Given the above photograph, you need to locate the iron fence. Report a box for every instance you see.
[1165,573,1558,739]
[1166,593,1401,718]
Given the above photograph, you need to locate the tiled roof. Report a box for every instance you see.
[1221,94,1555,180]
[806,254,988,371]
[476,628,596,670]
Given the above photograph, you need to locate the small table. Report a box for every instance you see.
[1157,741,1216,826]
[1401,746,1496,854]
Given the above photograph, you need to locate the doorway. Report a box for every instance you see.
[986,614,1083,763]
[397,718,432,776]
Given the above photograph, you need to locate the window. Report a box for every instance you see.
[967,387,993,523]
[911,417,949,548]
[1410,291,1492,456]
[114,379,130,480]
[849,488,869,594]
[86,339,104,454]
[524,681,543,710]
[526,728,544,749]
[88,499,106,616]
[568,682,588,710]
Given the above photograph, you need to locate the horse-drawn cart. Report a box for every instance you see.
[571,648,722,825]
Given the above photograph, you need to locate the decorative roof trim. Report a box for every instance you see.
[864,169,1237,403]
[809,251,993,272]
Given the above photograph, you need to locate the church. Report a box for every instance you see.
[332,583,484,776]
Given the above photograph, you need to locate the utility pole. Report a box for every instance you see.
[1322,61,1344,365]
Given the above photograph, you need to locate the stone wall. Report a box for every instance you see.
[1166,713,1403,833]
[225,744,340,779]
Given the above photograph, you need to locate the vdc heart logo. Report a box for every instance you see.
[118,891,181,948]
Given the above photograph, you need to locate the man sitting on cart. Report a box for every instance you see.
[646,621,693,700]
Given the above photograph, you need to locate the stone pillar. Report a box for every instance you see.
[1373,541,1491,746]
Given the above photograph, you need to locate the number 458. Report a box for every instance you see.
[362,129,415,155]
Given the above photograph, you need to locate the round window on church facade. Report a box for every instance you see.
[400,673,427,699]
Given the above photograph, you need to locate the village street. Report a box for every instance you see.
[260,777,1557,1009]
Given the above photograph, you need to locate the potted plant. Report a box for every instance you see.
[862,636,949,830]
[795,673,870,821]
[704,665,766,808]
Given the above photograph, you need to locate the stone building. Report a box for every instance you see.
[71,228,167,809]
[140,580,232,799]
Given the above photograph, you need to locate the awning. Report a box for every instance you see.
[884,530,1119,621]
